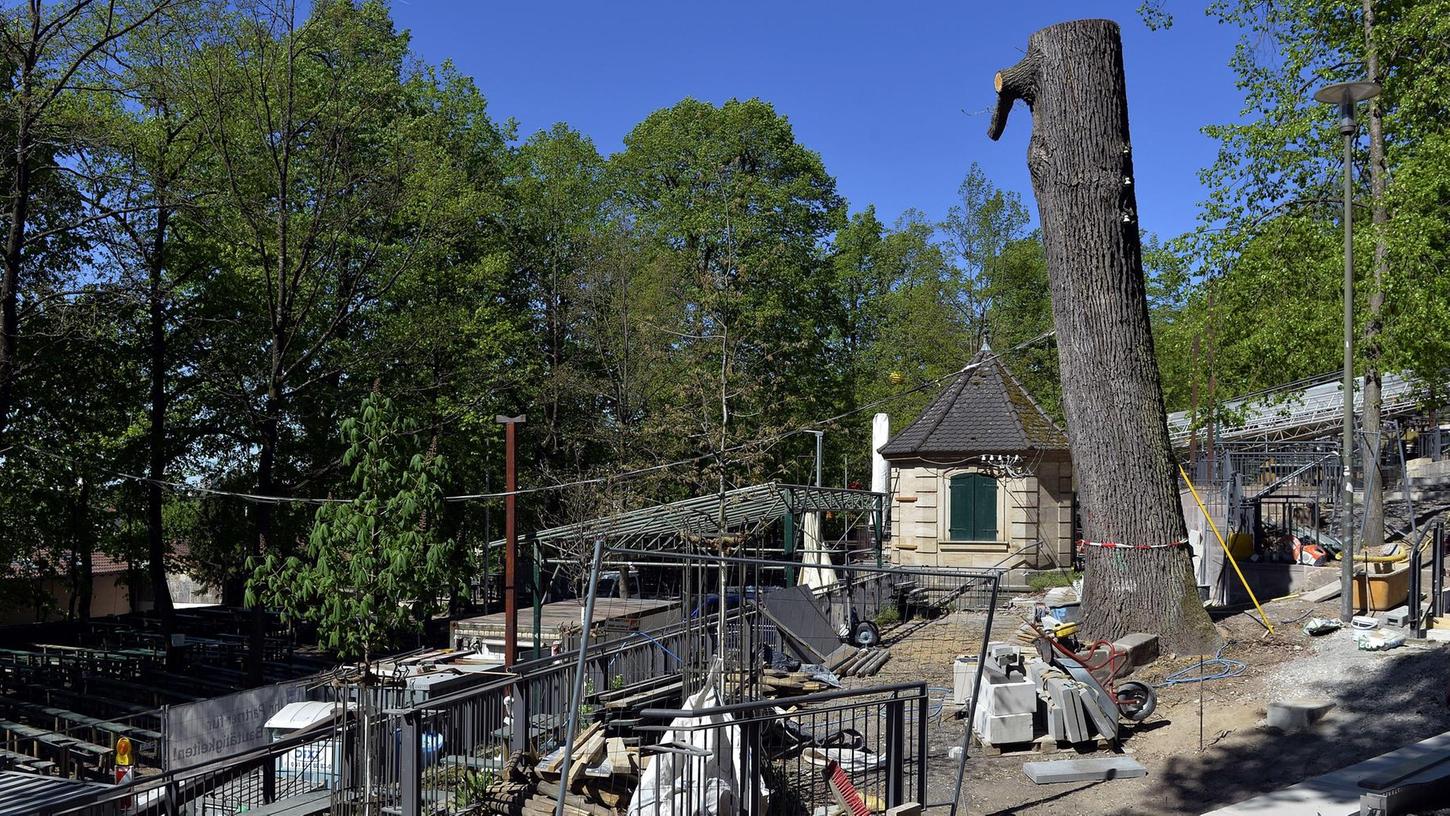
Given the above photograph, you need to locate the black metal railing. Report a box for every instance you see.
[49,712,345,816]
[635,682,930,816]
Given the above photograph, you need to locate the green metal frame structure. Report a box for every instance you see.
[490,482,886,552]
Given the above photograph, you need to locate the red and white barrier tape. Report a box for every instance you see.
[1077,538,1188,551]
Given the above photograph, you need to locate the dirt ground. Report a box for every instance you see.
[854,595,1450,816]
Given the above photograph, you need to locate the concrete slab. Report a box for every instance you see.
[1302,580,1343,603]
[1076,686,1118,740]
[1056,683,1089,743]
[1046,701,1066,742]
[1059,658,1121,739]
[1202,729,1450,816]
[1023,757,1147,784]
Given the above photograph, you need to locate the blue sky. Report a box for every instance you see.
[391,2,1245,241]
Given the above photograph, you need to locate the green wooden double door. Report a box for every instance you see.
[948,472,998,541]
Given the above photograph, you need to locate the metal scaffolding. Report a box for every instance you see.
[1166,370,1426,446]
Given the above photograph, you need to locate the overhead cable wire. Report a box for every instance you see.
[5,330,1058,506]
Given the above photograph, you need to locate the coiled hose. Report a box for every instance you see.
[1155,645,1247,687]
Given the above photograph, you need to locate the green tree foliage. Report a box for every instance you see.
[940,162,1033,341]
[247,390,457,661]
[1160,0,1450,416]
[612,98,845,492]
[0,0,1071,634]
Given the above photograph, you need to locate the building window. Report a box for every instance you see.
[948,473,998,541]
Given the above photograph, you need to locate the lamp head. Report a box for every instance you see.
[1314,81,1381,136]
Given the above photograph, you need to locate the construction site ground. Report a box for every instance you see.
[854,595,1450,816]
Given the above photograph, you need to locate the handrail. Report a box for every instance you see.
[639,681,927,720]
[386,607,745,715]
[605,548,1003,580]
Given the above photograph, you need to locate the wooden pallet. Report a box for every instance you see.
[971,733,1116,757]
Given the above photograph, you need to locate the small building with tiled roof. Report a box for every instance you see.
[878,345,1076,569]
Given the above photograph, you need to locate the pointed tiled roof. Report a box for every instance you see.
[878,347,1068,463]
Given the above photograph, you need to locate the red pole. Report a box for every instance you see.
[497,414,525,667]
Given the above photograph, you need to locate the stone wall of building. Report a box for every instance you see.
[887,454,1074,569]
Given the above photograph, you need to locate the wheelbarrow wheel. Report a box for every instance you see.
[850,620,881,648]
[1115,681,1157,722]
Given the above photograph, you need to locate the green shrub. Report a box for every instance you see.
[1026,570,1080,592]
[874,605,901,626]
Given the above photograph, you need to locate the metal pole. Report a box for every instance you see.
[1409,544,1422,637]
[554,537,604,816]
[874,494,884,569]
[1397,423,1417,539]
[1339,114,1357,624]
[531,532,543,661]
[782,507,796,586]
[948,573,998,816]
[496,414,526,666]
[1426,524,1438,620]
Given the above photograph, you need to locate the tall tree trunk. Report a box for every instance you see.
[989,19,1218,653]
[249,375,281,685]
[148,205,177,641]
[1360,0,1387,551]
[0,79,34,447]
[75,477,93,624]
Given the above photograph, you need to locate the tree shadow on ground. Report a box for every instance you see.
[1141,643,1450,815]
[984,780,1105,815]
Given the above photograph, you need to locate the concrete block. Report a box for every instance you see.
[885,805,922,816]
[983,678,1038,716]
[1266,699,1335,731]
[1026,658,1053,687]
[1023,757,1147,784]
[988,642,1019,662]
[952,655,979,706]
[1383,606,1410,627]
[1113,633,1160,672]
[977,711,1034,745]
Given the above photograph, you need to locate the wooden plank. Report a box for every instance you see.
[565,731,605,788]
[602,680,682,711]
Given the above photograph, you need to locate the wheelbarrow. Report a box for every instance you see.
[1025,620,1157,734]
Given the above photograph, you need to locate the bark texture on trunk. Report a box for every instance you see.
[147,205,176,636]
[249,382,281,686]
[1,99,34,446]
[75,477,93,623]
[1360,0,1387,551]
[989,19,1218,653]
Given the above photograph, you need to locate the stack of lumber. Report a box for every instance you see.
[760,668,832,699]
[530,724,643,815]
[475,780,532,816]
[830,647,891,678]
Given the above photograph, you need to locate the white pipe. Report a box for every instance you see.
[871,412,890,495]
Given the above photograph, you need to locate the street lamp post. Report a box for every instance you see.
[1314,80,1379,623]
[496,414,526,666]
